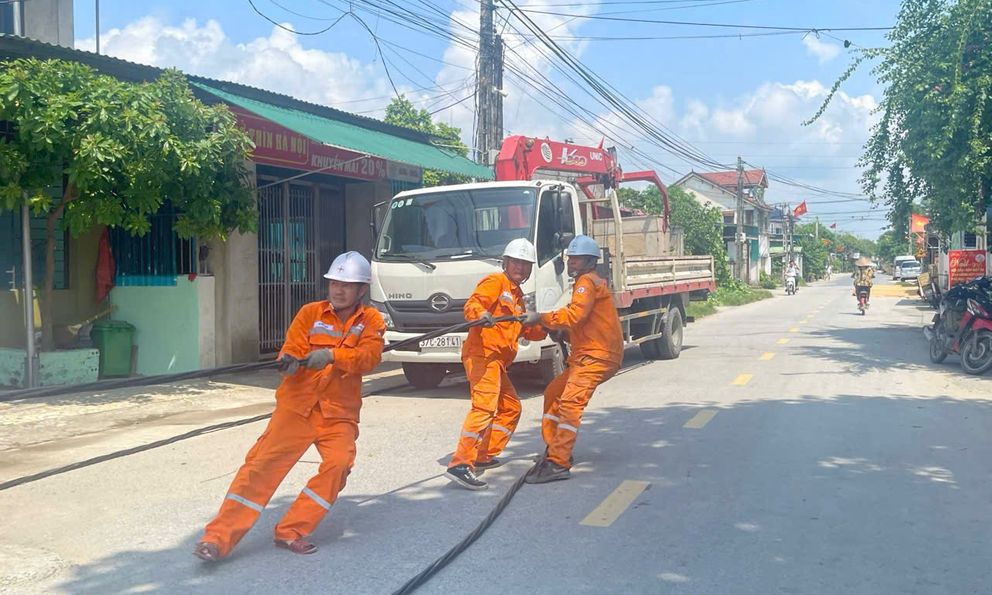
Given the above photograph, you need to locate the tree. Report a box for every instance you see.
[808,0,992,239]
[619,185,731,284]
[384,95,470,187]
[0,58,255,349]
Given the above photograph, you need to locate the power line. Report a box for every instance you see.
[514,8,894,32]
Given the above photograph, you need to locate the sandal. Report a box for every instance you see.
[193,542,222,562]
[274,538,318,555]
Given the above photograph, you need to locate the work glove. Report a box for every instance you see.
[477,312,495,327]
[278,353,301,375]
[522,311,541,326]
[303,348,335,369]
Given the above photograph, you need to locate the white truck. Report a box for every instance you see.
[368,137,716,389]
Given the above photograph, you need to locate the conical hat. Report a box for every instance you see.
[856,257,873,267]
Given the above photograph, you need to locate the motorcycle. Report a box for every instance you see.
[925,277,992,375]
[785,277,796,295]
[857,287,869,315]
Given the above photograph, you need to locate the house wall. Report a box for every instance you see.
[206,230,259,364]
[0,227,103,349]
[345,180,393,259]
[23,0,73,47]
[110,278,201,376]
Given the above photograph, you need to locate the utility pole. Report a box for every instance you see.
[21,202,36,388]
[475,0,502,166]
[735,156,745,282]
[815,217,819,241]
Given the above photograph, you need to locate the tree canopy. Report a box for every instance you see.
[810,0,992,240]
[384,95,470,187]
[0,58,255,348]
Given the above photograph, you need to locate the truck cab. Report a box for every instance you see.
[369,180,581,388]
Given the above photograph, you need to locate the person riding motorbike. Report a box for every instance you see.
[853,257,874,305]
[785,260,799,293]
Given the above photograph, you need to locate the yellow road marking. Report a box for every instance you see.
[777,338,790,345]
[760,352,776,361]
[580,480,651,527]
[789,327,800,333]
[732,373,753,386]
[684,409,719,429]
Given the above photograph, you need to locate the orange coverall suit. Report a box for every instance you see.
[450,272,546,468]
[540,272,623,468]
[200,301,385,557]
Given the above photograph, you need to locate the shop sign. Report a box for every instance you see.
[948,249,987,286]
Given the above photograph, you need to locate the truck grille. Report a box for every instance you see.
[386,300,468,332]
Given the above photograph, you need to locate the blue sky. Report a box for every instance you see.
[72,0,904,238]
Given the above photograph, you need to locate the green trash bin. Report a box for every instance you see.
[91,320,135,378]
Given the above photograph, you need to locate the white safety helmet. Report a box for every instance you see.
[565,235,600,258]
[324,251,372,283]
[502,238,537,263]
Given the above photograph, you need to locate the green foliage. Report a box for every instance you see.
[0,58,255,348]
[759,270,778,289]
[809,0,992,238]
[384,95,469,187]
[619,185,731,284]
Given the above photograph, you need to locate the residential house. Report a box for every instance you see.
[0,33,490,385]
[672,168,773,283]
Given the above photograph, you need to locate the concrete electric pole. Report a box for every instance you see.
[475,0,503,166]
[735,156,745,282]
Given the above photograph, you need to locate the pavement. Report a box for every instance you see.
[1,277,990,594]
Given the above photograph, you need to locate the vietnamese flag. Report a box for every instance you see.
[793,201,808,218]
[911,213,929,234]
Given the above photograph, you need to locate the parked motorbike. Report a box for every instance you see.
[925,276,992,375]
[785,277,796,295]
[857,287,870,315]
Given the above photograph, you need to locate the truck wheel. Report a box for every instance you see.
[656,308,684,360]
[537,346,566,386]
[402,363,447,389]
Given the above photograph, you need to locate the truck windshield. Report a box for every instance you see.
[375,187,536,260]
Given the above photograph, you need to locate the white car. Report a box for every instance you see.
[897,260,922,281]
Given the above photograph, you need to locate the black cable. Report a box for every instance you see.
[390,469,530,595]
[247,0,347,35]
[0,413,274,492]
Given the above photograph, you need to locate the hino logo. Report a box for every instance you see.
[428,292,452,312]
[388,293,413,299]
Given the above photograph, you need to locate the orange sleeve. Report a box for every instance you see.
[540,276,596,330]
[464,275,502,322]
[278,304,314,360]
[332,311,386,375]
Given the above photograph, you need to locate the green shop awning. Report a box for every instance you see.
[194,82,493,180]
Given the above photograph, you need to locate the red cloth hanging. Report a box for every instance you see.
[95,228,115,303]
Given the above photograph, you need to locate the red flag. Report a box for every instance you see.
[910,213,929,234]
[793,201,807,218]
[829,223,837,229]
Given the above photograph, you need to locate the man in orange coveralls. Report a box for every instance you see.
[444,238,546,490]
[527,235,623,484]
[194,251,385,561]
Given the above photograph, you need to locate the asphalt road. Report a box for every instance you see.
[2,278,990,594]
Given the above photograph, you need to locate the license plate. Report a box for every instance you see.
[419,336,462,351]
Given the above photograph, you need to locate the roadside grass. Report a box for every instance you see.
[687,284,774,320]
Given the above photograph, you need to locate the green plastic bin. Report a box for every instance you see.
[91,320,135,378]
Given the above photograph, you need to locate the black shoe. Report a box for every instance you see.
[474,458,503,473]
[445,464,487,490]
[524,460,571,484]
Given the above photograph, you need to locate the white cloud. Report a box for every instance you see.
[802,35,841,64]
[75,17,441,113]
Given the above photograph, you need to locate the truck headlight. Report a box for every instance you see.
[371,300,395,329]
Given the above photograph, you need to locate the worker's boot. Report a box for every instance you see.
[474,458,503,473]
[524,460,571,484]
[445,464,487,490]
